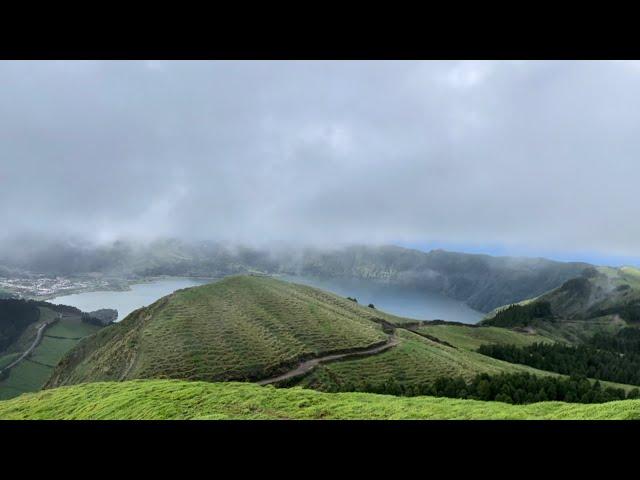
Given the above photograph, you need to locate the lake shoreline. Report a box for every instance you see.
[48,277,218,322]
[41,273,484,325]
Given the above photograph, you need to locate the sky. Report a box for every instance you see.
[1,60,640,265]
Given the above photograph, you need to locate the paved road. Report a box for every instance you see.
[0,315,60,375]
[257,335,399,386]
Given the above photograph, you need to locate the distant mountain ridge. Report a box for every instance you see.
[0,239,593,312]
[485,265,640,323]
[275,245,592,312]
[480,265,640,343]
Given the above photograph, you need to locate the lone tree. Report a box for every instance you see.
[368,303,376,309]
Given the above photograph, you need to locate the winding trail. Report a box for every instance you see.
[257,335,399,386]
[0,314,60,375]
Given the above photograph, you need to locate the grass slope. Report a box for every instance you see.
[414,324,552,351]
[297,328,635,393]
[0,307,100,400]
[47,275,394,387]
[298,329,558,391]
[2,379,640,419]
[486,266,640,323]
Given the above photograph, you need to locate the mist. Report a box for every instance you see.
[2,60,640,259]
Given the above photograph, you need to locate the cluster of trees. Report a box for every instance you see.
[0,299,41,351]
[484,301,553,328]
[428,373,638,404]
[345,297,375,308]
[80,309,118,326]
[589,328,640,354]
[590,301,640,323]
[478,341,640,386]
[320,372,638,404]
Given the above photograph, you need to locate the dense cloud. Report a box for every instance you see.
[1,60,639,255]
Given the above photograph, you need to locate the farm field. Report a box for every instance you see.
[0,352,20,370]
[0,307,100,400]
[3,379,640,420]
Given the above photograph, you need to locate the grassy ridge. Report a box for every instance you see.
[2,379,640,419]
[484,266,640,330]
[298,328,636,393]
[46,275,639,395]
[298,329,558,391]
[47,275,394,387]
[414,324,552,351]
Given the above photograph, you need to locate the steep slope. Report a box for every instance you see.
[278,245,592,312]
[482,266,640,342]
[0,299,44,353]
[46,275,396,387]
[3,380,640,419]
[547,266,640,321]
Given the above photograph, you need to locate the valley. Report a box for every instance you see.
[0,241,593,312]
[4,246,640,419]
[0,303,104,399]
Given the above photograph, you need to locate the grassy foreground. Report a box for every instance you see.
[2,379,640,419]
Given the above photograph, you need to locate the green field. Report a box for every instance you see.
[414,324,553,350]
[47,275,404,387]
[0,352,20,370]
[0,308,100,400]
[0,360,54,399]
[297,327,636,393]
[298,329,561,392]
[2,379,640,420]
[46,275,640,396]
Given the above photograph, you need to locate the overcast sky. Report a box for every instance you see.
[1,60,640,262]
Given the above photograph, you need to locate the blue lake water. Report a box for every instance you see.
[281,275,483,324]
[49,274,483,325]
[49,277,214,322]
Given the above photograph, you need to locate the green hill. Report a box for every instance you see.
[3,379,640,420]
[46,275,638,397]
[47,275,405,387]
[482,266,640,342]
[297,329,559,392]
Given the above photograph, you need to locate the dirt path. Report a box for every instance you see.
[257,335,399,386]
[0,314,60,375]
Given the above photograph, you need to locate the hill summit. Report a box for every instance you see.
[46,275,401,387]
